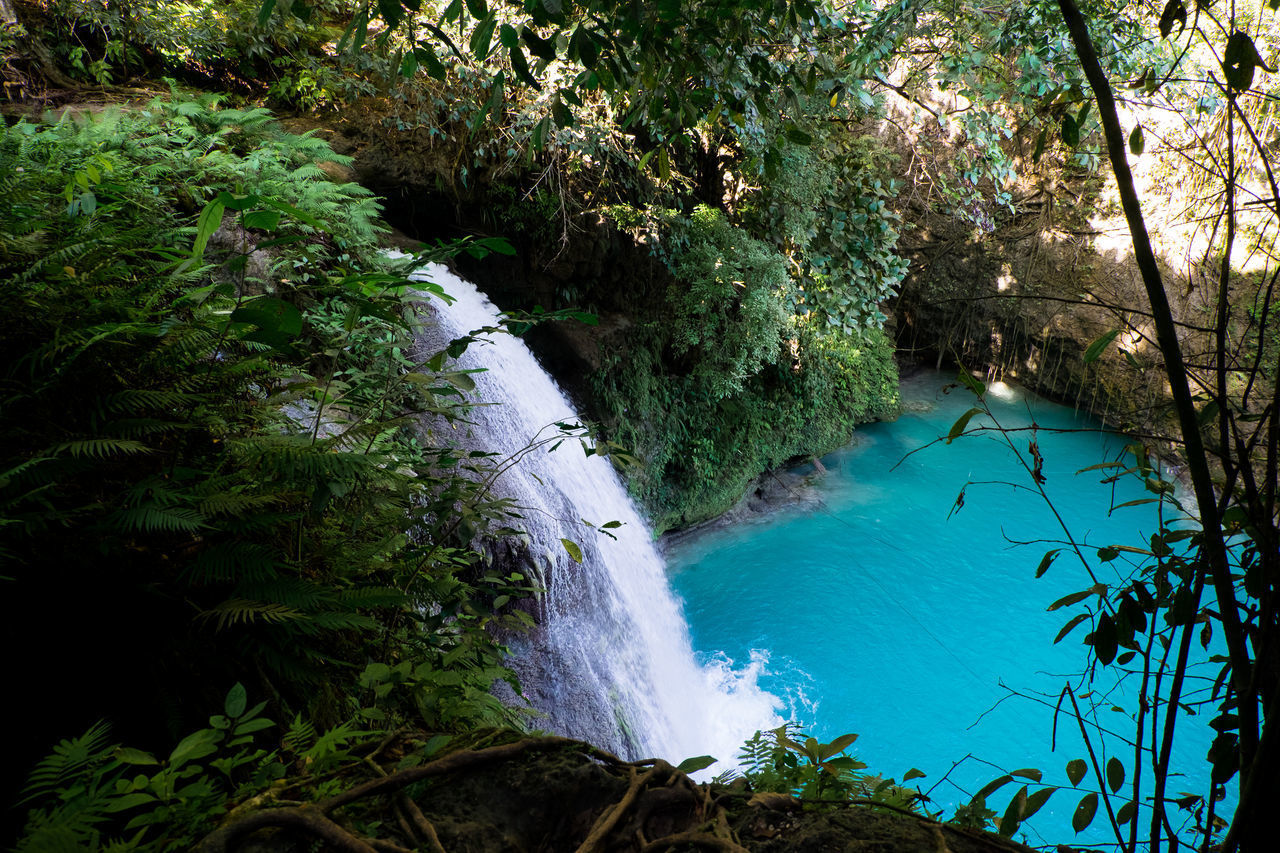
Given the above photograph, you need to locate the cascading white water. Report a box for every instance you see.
[408,262,780,763]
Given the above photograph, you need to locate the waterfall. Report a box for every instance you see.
[408,262,781,763]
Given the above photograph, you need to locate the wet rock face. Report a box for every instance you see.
[893,217,1179,440]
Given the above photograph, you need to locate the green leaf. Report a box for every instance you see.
[415,44,446,80]
[676,755,717,773]
[1032,128,1047,163]
[1011,768,1042,783]
[820,733,859,760]
[377,0,404,28]
[232,718,275,736]
[224,683,247,718]
[1116,799,1137,825]
[508,42,540,88]
[1084,329,1121,363]
[999,786,1028,836]
[560,538,583,563]
[903,768,926,781]
[243,209,281,232]
[1066,758,1087,786]
[258,197,322,227]
[257,0,277,27]
[1093,612,1118,664]
[785,126,813,145]
[1054,612,1090,644]
[552,98,574,128]
[974,774,1013,803]
[531,116,551,150]
[103,792,157,813]
[657,147,670,182]
[1047,584,1106,611]
[523,26,557,61]
[1129,125,1145,155]
[945,407,984,444]
[470,12,497,59]
[168,729,219,769]
[399,50,418,77]
[231,297,304,342]
[114,747,159,766]
[1106,756,1125,793]
[956,370,985,397]
[192,199,226,260]
[1072,792,1099,832]
[1061,113,1079,148]
[1035,549,1061,578]
[1023,787,1054,820]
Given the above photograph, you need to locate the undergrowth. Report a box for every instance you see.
[590,205,900,532]
[0,93,536,841]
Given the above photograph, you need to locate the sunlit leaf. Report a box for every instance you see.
[1129,125,1144,155]
[1084,329,1121,363]
[946,407,984,444]
[676,755,716,773]
[559,538,582,563]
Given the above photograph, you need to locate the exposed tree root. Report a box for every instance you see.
[193,731,1036,853]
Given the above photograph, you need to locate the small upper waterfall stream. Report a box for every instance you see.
[409,262,779,762]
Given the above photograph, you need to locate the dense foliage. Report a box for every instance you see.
[590,204,898,529]
[4,0,1279,850]
[0,96,540,842]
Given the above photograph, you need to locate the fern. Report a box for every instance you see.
[53,439,153,459]
[201,598,303,630]
[20,721,116,805]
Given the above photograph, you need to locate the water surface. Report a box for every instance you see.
[667,370,1219,846]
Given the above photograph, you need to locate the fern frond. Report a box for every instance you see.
[299,610,377,632]
[53,439,152,459]
[337,587,408,609]
[20,721,115,805]
[281,714,316,754]
[201,598,302,630]
[101,389,199,414]
[197,491,279,519]
[107,505,207,534]
[183,542,280,584]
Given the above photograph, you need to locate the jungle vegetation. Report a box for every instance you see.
[0,1,1277,851]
